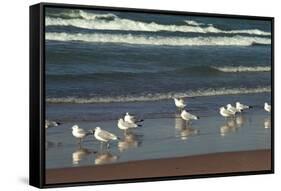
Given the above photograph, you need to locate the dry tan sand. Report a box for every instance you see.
[46,149,271,184]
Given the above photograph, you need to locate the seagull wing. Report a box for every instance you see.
[241,103,249,109]
[98,130,117,140]
[77,128,87,135]
[126,121,138,128]
[187,112,197,120]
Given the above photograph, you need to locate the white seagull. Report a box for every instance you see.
[264,102,271,113]
[180,109,199,122]
[226,104,238,115]
[219,106,235,119]
[94,127,119,149]
[45,120,61,129]
[236,102,252,112]
[173,98,186,110]
[124,112,143,124]
[72,125,92,144]
[118,118,140,131]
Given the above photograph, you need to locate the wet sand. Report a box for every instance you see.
[46,149,271,184]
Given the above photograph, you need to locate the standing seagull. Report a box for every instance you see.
[72,125,92,144]
[226,104,238,115]
[236,102,252,112]
[118,118,140,132]
[173,98,186,110]
[94,127,119,149]
[220,107,235,119]
[264,102,271,113]
[124,112,143,124]
[180,109,199,124]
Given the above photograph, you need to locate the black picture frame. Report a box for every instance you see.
[30,2,274,188]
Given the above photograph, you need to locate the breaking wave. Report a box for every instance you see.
[212,66,271,72]
[45,10,271,36]
[46,86,271,104]
[46,32,271,46]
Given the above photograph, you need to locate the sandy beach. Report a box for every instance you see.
[46,149,271,184]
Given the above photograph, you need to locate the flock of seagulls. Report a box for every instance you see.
[46,98,271,150]
[69,112,144,148]
[174,98,270,122]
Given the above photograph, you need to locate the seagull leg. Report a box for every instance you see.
[77,139,81,145]
[107,142,110,150]
[100,142,103,151]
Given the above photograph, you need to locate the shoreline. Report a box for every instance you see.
[46,92,271,123]
[46,149,271,184]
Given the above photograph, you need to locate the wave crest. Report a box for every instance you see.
[46,32,271,46]
[45,10,271,36]
[46,86,271,104]
[212,66,271,72]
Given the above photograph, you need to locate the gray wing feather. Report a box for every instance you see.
[98,130,117,140]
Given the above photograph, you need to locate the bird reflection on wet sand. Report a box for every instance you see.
[118,131,142,152]
[46,140,62,151]
[95,150,119,165]
[72,146,95,165]
[264,117,271,129]
[174,114,199,140]
[220,115,247,136]
[235,115,247,128]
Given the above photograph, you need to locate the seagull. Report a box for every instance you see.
[93,127,119,149]
[118,118,141,132]
[45,120,61,129]
[180,109,199,123]
[124,112,143,124]
[72,125,92,144]
[264,102,271,113]
[173,98,186,110]
[236,102,252,112]
[220,106,235,119]
[226,104,238,115]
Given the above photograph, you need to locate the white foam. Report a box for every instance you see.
[46,32,271,46]
[45,11,271,36]
[46,86,271,104]
[50,10,117,20]
[213,66,271,72]
[184,20,202,26]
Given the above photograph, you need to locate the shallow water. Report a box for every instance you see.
[46,93,271,169]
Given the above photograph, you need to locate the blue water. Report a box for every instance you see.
[45,8,271,105]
